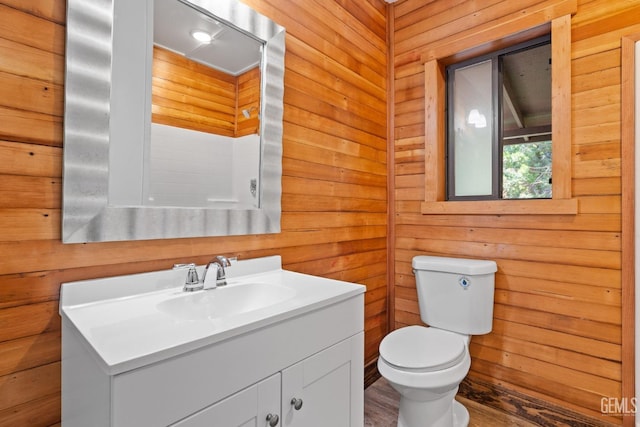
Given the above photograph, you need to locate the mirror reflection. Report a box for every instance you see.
[110,0,264,209]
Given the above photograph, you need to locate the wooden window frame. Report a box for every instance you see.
[421,12,578,215]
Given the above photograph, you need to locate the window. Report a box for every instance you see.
[446,36,552,200]
[421,14,576,215]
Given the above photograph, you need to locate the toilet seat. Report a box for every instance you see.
[379,326,466,372]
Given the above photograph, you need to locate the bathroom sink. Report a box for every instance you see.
[157,282,297,320]
[61,255,366,427]
[59,255,365,374]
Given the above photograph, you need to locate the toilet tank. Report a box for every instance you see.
[413,255,497,335]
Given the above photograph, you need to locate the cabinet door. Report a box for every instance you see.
[281,333,363,427]
[172,373,280,427]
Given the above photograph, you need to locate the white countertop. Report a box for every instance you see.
[60,256,365,375]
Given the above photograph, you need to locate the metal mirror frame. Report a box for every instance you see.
[63,0,285,243]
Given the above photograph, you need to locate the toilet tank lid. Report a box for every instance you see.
[412,256,497,275]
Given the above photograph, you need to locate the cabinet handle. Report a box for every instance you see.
[266,413,279,426]
[290,397,303,411]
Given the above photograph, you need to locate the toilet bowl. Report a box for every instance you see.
[378,326,471,427]
[377,255,497,427]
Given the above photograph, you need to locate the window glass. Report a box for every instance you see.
[502,141,552,198]
[446,36,551,200]
[452,60,494,197]
[501,42,552,199]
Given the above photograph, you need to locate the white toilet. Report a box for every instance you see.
[378,255,497,427]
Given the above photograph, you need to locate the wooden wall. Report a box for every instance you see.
[0,0,388,425]
[391,0,636,424]
[152,46,262,138]
[237,67,261,137]
[152,46,238,137]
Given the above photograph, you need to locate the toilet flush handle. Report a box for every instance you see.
[458,276,471,289]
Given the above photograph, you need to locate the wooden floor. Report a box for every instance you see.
[364,377,538,427]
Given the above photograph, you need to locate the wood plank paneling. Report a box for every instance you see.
[151,45,262,137]
[0,0,388,424]
[152,46,237,136]
[236,67,261,137]
[391,0,632,424]
[4,0,636,424]
[620,30,638,427]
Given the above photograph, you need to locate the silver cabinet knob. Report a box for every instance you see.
[266,413,279,426]
[290,397,303,410]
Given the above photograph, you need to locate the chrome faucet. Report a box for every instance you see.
[174,256,232,292]
[202,255,231,288]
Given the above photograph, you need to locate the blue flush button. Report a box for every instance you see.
[459,276,471,289]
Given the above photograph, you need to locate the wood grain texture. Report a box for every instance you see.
[391,0,634,424]
[365,376,542,427]
[152,46,237,136]
[151,46,261,138]
[1,0,637,424]
[620,31,639,427]
[459,375,618,426]
[0,0,388,423]
[236,67,261,137]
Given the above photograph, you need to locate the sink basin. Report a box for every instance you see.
[157,282,297,320]
[60,255,365,374]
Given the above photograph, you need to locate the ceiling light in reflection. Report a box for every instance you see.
[190,30,213,43]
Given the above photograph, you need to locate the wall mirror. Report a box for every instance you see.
[63,0,285,243]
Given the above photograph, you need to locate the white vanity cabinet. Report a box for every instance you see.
[107,298,363,426]
[172,333,363,427]
[60,256,365,427]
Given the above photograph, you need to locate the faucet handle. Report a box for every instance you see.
[173,263,195,269]
[185,266,199,285]
[173,263,201,292]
